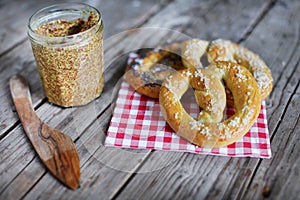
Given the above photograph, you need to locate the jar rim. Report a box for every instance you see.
[27,3,102,44]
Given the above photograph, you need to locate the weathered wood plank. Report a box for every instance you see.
[0,53,127,193]
[242,47,300,199]
[112,0,300,199]
[230,0,300,198]
[116,154,259,200]
[1,0,298,200]
[1,0,267,198]
[0,0,167,196]
[0,0,163,136]
[1,106,150,200]
[0,0,75,56]
[244,77,299,199]
[0,40,44,138]
[0,0,163,55]
[91,0,172,36]
[20,0,276,199]
[0,0,202,197]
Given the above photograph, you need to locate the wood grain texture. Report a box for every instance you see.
[18,0,275,199]
[0,0,220,198]
[0,0,163,55]
[239,0,300,198]
[0,0,299,199]
[0,0,73,56]
[245,80,299,199]
[1,0,167,197]
[0,0,163,136]
[0,40,42,137]
[0,55,127,196]
[112,0,300,199]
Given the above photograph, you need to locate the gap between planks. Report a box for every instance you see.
[238,0,276,43]
[108,150,153,200]
[1,0,290,198]
[0,1,181,199]
[0,38,28,58]
[0,0,174,59]
[2,0,189,197]
[0,0,174,141]
[239,26,300,200]
[0,98,48,141]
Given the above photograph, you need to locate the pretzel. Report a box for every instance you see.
[159,61,261,148]
[125,42,186,98]
[207,39,273,100]
[193,67,226,123]
[181,39,209,69]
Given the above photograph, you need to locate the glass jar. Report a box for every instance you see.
[28,3,104,107]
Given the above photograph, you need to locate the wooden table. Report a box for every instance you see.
[1,0,299,199]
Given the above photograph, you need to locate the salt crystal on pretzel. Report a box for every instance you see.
[207,39,273,100]
[159,61,261,148]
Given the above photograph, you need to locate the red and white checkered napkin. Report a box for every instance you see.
[105,80,272,158]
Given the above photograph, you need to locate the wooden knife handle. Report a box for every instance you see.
[9,75,40,137]
[10,75,32,101]
[9,75,80,190]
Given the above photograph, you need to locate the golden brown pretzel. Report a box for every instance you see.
[207,39,273,100]
[165,67,227,124]
[192,68,226,123]
[181,39,209,69]
[159,61,261,148]
[125,42,186,98]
